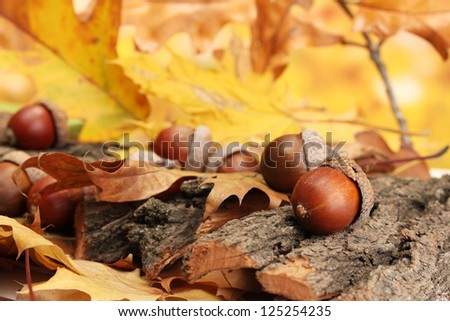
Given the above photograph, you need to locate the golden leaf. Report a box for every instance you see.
[0,0,150,141]
[17,259,163,301]
[0,216,78,272]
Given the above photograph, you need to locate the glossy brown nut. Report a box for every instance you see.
[260,134,307,192]
[217,150,259,173]
[153,125,194,166]
[7,103,56,149]
[27,176,82,233]
[0,162,31,217]
[291,166,361,234]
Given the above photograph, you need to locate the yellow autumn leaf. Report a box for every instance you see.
[117,0,450,169]
[162,286,223,301]
[0,25,136,142]
[0,215,78,272]
[17,259,163,301]
[0,0,150,141]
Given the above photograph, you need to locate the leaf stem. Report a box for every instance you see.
[25,249,36,301]
[375,145,449,166]
[337,0,412,146]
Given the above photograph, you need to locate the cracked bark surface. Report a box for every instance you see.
[183,175,450,300]
[75,174,450,300]
[75,179,210,279]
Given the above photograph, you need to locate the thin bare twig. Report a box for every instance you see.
[273,103,428,137]
[337,0,412,146]
[292,117,428,136]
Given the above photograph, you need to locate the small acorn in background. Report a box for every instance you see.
[0,161,30,217]
[0,69,37,104]
[259,131,321,193]
[153,125,194,166]
[27,175,83,233]
[217,150,260,173]
[4,100,84,150]
[0,150,45,217]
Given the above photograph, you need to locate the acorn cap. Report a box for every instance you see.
[322,157,375,230]
[0,112,12,144]
[301,129,328,171]
[185,125,212,172]
[37,99,69,148]
[1,150,47,184]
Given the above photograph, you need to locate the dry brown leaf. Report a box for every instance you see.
[157,268,257,301]
[202,173,289,216]
[20,153,288,215]
[345,131,432,179]
[161,285,223,301]
[251,0,342,75]
[17,259,163,301]
[87,160,199,202]
[156,276,222,301]
[349,0,450,59]
[0,215,78,272]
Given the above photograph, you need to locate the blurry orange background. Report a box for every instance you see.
[1,0,449,169]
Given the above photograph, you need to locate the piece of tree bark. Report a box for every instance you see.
[75,179,210,279]
[183,175,450,300]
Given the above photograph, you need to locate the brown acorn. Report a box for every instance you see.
[291,157,374,234]
[5,100,84,150]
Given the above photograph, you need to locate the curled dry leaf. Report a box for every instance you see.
[19,153,287,215]
[0,215,78,272]
[349,0,450,59]
[202,173,289,217]
[158,268,259,301]
[342,131,433,179]
[17,259,163,301]
[251,0,343,75]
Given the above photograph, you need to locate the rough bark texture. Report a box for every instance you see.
[183,175,450,300]
[75,179,211,279]
[75,173,450,300]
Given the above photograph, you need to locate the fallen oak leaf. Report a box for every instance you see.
[16,153,103,193]
[197,189,278,235]
[343,131,447,179]
[0,215,78,273]
[155,275,222,301]
[87,160,201,202]
[17,152,201,201]
[202,172,289,216]
[158,263,261,295]
[17,259,163,301]
[160,285,223,301]
[19,153,288,217]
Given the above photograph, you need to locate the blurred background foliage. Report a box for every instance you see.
[0,0,448,168]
